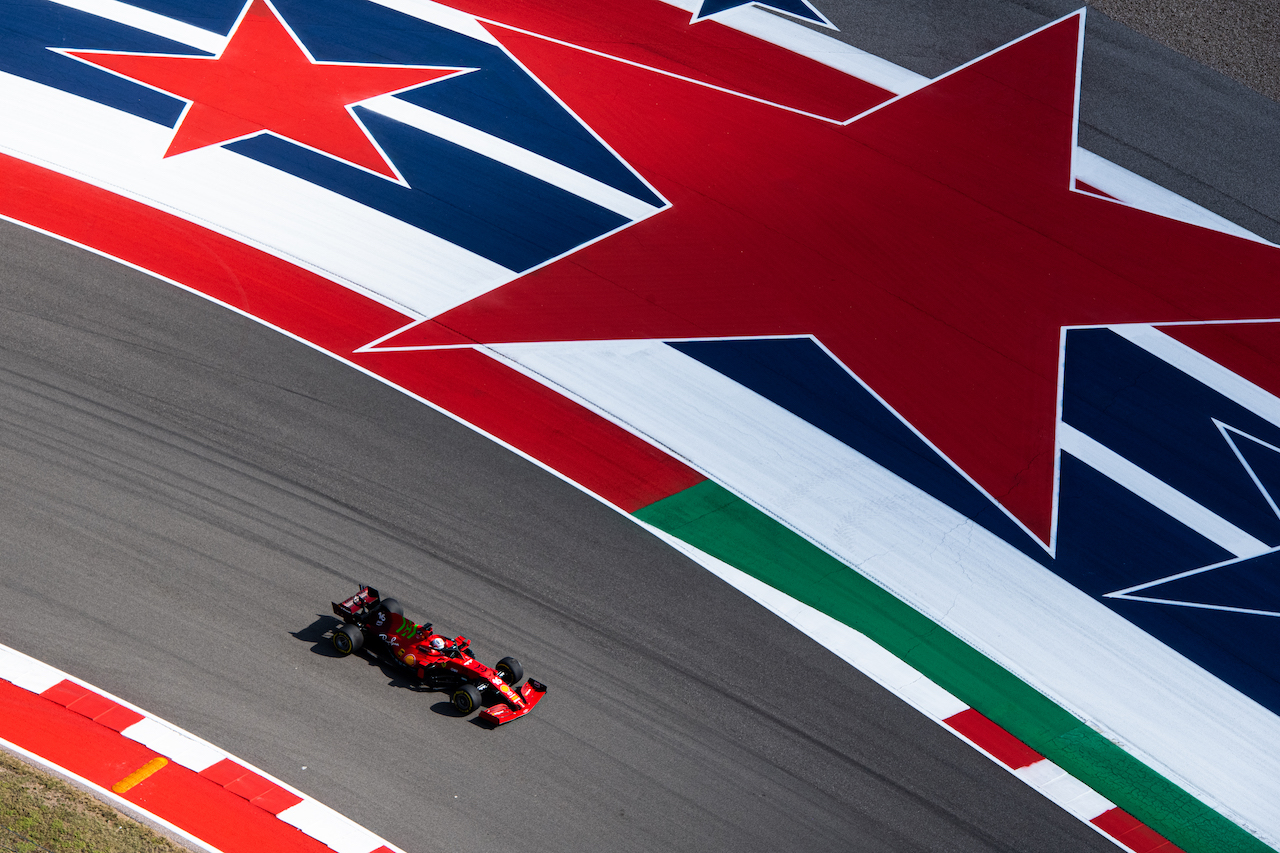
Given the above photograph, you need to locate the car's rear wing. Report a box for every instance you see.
[332,585,380,620]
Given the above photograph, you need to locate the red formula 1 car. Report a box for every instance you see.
[330,585,547,725]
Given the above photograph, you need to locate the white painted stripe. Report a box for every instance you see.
[277,799,385,853]
[653,0,927,97]
[1115,324,1280,427]
[894,676,970,721]
[489,339,1280,845]
[365,0,500,44]
[0,69,516,319]
[0,645,68,694]
[46,0,228,54]
[1044,768,1116,819]
[710,5,929,95]
[1016,760,1114,820]
[1057,422,1270,558]
[363,95,662,221]
[121,718,226,773]
[1074,149,1274,246]
[1014,757,1068,789]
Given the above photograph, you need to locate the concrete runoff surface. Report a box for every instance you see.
[0,1,1277,852]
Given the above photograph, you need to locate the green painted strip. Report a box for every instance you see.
[635,479,1271,853]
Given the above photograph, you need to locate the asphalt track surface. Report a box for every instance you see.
[0,2,1275,853]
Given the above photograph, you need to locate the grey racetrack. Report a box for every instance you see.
[0,2,1275,852]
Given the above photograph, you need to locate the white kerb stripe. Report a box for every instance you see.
[277,799,385,853]
[0,645,68,694]
[120,718,226,772]
[46,0,228,54]
[1014,760,1114,819]
[363,95,662,221]
[1058,422,1270,558]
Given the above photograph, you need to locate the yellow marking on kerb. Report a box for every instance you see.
[112,757,168,793]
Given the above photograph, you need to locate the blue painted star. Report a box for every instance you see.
[692,0,835,28]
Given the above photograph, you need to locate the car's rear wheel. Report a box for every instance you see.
[495,656,523,686]
[452,683,483,715]
[332,624,363,656]
[378,597,404,616]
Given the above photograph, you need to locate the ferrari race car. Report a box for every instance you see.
[330,585,547,726]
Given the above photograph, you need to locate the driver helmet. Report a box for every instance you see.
[429,637,446,651]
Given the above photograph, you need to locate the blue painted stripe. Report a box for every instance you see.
[91,0,244,34]
[1061,328,1280,548]
[227,110,629,272]
[0,4,201,126]
[1054,454,1280,714]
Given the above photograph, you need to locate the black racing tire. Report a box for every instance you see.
[332,624,363,656]
[452,683,483,715]
[378,597,404,616]
[495,656,524,686]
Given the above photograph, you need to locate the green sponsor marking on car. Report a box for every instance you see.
[634,479,1271,853]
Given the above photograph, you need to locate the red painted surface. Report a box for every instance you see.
[251,785,307,815]
[201,757,251,787]
[125,764,329,853]
[95,704,148,733]
[0,152,703,511]
[440,0,891,121]
[943,708,1043,769]
[1074,179,1116,199]
[1160,321,1280,400]
[69,0,464,178]
[6,681,156,789]
[40,680,146,731]
[0,681,326,853]
[40,679,93,707]
[393,15,1280,544]
[201,757,299,811]
[1092,808,1183,852]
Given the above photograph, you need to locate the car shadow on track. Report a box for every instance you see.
[291,615,488,725]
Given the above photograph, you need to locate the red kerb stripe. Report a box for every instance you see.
[943,708,1043,769]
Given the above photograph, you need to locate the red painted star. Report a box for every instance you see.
[67,0,468,180]
[374,12,1280,547]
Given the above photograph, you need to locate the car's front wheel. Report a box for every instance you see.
[332,624,363,656]
[452,683,483,715]
[495,656,524,686]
